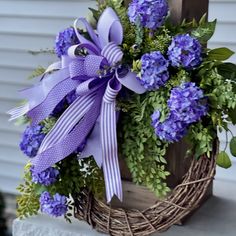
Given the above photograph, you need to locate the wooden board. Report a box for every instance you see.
[169,0,209,23]
[111,181,157,210]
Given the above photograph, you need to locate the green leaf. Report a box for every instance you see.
[191,19,216,43]
[208,48,234,61]
[28,66,46,80]
[216,151,232,169]
[228,108,236,125]
[33,184,47,196]
[88,7,100,21]
[199,13,207,26]
[14,115,30,126]
[230,137,236,157]
[217,62,236,81]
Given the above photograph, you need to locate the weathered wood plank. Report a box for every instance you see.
[169,0,209,23]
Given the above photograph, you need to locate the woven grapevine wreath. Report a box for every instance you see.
[9,0,236,235]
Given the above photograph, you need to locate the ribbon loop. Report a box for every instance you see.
[103,79,122,103]
[101,42,123,65]
[97,8,123,48]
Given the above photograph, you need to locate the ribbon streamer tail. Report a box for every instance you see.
[101,79,123,202]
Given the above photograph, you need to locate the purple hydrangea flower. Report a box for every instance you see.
[128,0,169,30]
[55,27,79,58]
[151,82,207,142]
[20,125,45,158]
[167,82,207,124]
[152,112,187,142]
[40,191,67,217]
[139,51,169,90]
[167,34,202,69]
[31,167,59,186]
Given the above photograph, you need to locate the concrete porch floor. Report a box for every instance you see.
[13,179,236,236]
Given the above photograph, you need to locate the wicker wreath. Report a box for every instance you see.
[74,139,218,236]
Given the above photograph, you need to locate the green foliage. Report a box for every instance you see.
[16,163,40,219]
[118,91,171,197]
[216,151,232,169]
[142,27,172,54]
[135,20,144,46]
[217,62,236,86]
[28,49,55,55]
[191,19,217,43]
[194,49,236,164]
[230,137,236,157]
[132,60,142,75]
[53,156,105,200]
[228,108,236,125]
[198,66,236,128]
[41,117,58,134]
[28,66,46,80]
[14,115,31,126]
[208,47,234,61]
[188,123,215,158]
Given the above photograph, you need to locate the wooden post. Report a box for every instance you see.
[168,0,209,23]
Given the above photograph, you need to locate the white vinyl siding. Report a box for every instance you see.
[0,0,236,194]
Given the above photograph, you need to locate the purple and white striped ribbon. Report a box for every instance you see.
[28,77,80,125]
[8,103,29,121]
[101,79,123,202]
[32,87,105,174]
[38,92,96,153]
[101,42,123,65]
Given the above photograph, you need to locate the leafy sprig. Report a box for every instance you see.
[118,91,171,197]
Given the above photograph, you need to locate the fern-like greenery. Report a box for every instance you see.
[117,69,192,197]
[28,66,46,80]
[118,91,171,197]
[16,163,40,219]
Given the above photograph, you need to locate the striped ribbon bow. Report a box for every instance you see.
[8,8,146,202]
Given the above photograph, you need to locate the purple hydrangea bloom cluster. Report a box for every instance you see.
[128,0,168,30]
[55,27,79,58]
[167,82,207,124]
[152,111,187,142]
[31,167,59,186]
[167,34,202,69]
[20,125,45,158]
[140,51,169,90]
[40,191,67,217]
[152,82,207,142]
